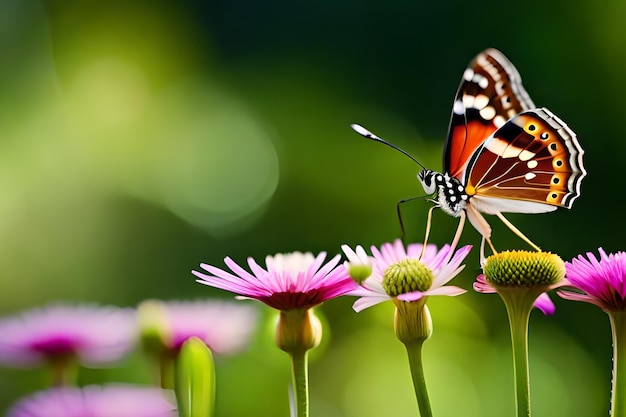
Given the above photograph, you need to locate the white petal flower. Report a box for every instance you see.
[343,239,471,312]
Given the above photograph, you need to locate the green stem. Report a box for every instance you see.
[160,353,175,389]
[499,288,536,417]
[404,340,433,417]
[609,311,626,417]
[48,356,78,386]
[289,350,309,417]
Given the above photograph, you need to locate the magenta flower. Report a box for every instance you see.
[6,384,176,417]
[192,251,357,310]
[194,251,357,417]
[139,299,257,354]
[559,248,626,311]
[343,239,471,312]
[0,304,136,367]
[558,249,626,417]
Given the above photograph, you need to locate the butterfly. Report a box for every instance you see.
[352,49,586,263]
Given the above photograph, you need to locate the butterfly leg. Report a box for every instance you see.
[479,237,487,267]
[466,204,497,261]
[419,205,439,259]
[494,212,541,252]
[442,209,467,264]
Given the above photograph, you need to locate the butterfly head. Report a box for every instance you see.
[418,169,469,217]
[417,169,437,195]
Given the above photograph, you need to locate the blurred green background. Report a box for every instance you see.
[0,0,621,415]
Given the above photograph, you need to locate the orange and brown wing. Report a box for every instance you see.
[464,108,586,212]
[444,48,535,179]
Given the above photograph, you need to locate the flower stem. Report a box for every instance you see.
[609,311,626,417]
[404,340,433,417]
[160,354,175,389]
[499,288,536,417]
[290,350,309,417]
[48,356,78,386]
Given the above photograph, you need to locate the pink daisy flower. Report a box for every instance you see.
[139,299,257,354]
[342,239,471,312]
[6,384,176,417]
[559,248,626,311]
[192,251,358,310]
[0,304,136,367]
[558,249,626,417]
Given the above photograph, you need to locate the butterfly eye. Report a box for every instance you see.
[417,170,437,194]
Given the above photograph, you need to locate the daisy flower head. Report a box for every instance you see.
[193,251,358,311]
[474,274,557,316]
[474,250,567,315]
[345,239,471,312]
[6,384,176,417]
[0,304,136,368]
[138,299,257,355]
[559,248,626,312]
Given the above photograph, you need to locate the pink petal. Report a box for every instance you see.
[557,290,608,310]
[473,274,496,293]
[397,291,425,302]
[533,293,555,316]
[424,286,467,297]
[352,295,390,312]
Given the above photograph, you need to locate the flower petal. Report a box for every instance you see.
[423,286,467,297]
[533,293,555,316]
[397,291,424,302]
[473,274,496,293]
[352,295,391,312]
[194,251,356,310]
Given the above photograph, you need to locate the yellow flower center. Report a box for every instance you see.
[483,250,565,287]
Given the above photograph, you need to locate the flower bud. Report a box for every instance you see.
[276,309,322,353]
[176,337,215,417]
[348,264,373,284]
[394,300,432,344]
[137,300,171,357]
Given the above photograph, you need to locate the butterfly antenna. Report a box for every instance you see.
[350,124,427,170]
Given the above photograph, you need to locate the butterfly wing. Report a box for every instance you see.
[463,108,586,215]
[444,48,535,179]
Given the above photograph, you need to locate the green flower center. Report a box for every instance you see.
[484,250,565,287]
[383,258,434,297]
